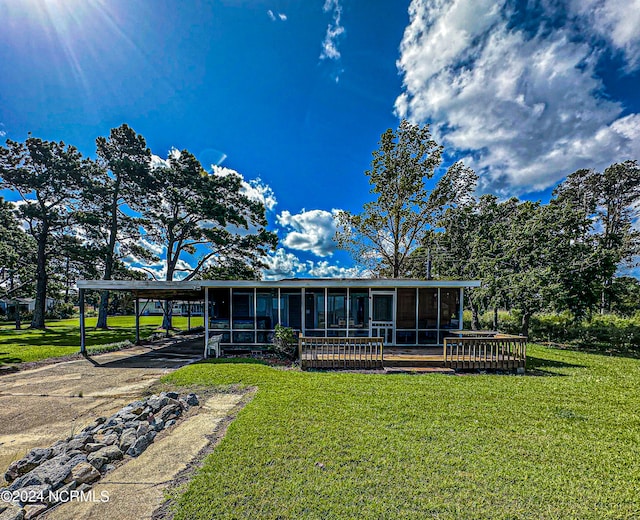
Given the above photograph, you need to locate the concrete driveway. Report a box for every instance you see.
[0,336,204,483]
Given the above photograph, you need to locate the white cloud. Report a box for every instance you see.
[262,248,307,280]
[276,208,340,257]
[0,130,6,137]
[267,9,287,22]
[211,165,278,211]
[396,0,640,194]
[320,0,345,61]
[306,260,363,278]
[261,248,363,280]
[569,0,640,70]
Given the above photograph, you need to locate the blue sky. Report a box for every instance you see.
[1,0,639,280]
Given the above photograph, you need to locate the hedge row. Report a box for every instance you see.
[463,310,640,351]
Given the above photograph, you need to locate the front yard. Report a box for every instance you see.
[164,345,640,519]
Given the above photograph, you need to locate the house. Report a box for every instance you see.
[77,278,479,347]
[0,297,56,318]
[76,278,527,371]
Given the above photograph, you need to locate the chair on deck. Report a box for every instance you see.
[204,334,223,359]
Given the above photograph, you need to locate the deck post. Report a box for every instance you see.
[79,289,86,356]
[187,302,191,331]
[135,297,140,344]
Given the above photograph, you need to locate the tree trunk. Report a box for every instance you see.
[162,299,173,333]
[521,312,531,338]
[97,188,119,329]
[471,304,480,330]
[31,233,48,329]
[96,290,110,328]
[493,307,498,331]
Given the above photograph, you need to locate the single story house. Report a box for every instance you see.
[77,278,480,347]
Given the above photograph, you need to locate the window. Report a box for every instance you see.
[440,289,460,329]
[327,289,347,328]
[418,289,438,328]
[305,289,325,331]
[232,290,254,329]
[256,289,278,330]
[209,288,230,330]
[280,290,302,330]
[396,289,416,328]
[349,289,369,329]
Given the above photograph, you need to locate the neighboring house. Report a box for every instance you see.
[0,297,56,317]
[138,299,204,317]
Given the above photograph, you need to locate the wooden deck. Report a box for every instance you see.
[299,336,527,372]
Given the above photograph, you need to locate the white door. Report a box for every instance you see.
[371,291,394,345]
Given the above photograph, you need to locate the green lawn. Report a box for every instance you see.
[164,345,640,519]
[0,315,203,366]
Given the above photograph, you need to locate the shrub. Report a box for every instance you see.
[271,324,298,360]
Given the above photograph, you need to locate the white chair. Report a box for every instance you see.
[204,334,223,359]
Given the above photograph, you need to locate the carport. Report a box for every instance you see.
[76,280,205,354]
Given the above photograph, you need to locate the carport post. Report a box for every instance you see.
[187,302,191,331]
[79,288,86,355]
[204,287,209,353]
[135,297,140,344]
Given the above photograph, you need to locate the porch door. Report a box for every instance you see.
[371,291,394,345]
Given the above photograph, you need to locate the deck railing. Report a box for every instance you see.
[443,335,527,370]
[299,336,384,369]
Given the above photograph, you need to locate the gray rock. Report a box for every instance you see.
[165,419,176,428]
[119,429,137,453]
[102,464,116,473]
[23,504,47,520]
[84,443,106,453]
[15,485,51,505]
[146,395,168,413]
[50,442,68,458]
[186,393,199,406]
[9,454,78,492]
[86,454,107,471]
[145,431,157,444]
[66,435,92,451]
[123,421,140,430]
[4,448,52,483]
[55,480,76,497]
[69,462,100,484]
[165,391,179,400]
[152,419,165,432]
[102,433,118,446]
[96,445,123,462]
[126,435,150,457]
[158,404,181,423]
[0,504,24,520]
[75,483,92,494]
[136,423,149,438]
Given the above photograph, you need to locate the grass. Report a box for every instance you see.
[0,315,203,366]
[164,345,640,519]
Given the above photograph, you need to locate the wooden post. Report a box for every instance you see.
[187,301,191,331]
[135,297,140,345]
[79,289,86,355]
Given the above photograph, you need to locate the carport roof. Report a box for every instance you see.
[76,280,205,301]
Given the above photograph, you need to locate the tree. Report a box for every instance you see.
[553,161,640,314]
[142,150,277,327]
[335,119,444,278]
[0,197,36,327]
[0,137,86,328]
[84,124,154,329]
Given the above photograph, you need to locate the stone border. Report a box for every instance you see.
[0,392,199,520]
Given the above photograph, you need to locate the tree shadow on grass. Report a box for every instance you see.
[525,355,586,377]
